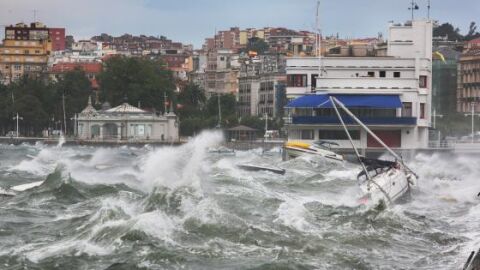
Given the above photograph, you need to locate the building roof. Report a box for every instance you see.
[50,62,102,74]
[461,48,480,58]
[106,103,147,113]
[468,37,480,44]
[227,125,258,131]
[80,96,97,116]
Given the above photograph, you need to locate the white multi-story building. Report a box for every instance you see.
[285,20,433,150]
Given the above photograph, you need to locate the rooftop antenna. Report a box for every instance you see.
[316,0,324,82]
[408,0,419,21]
[33,9,37,22]
[427,0,431,19]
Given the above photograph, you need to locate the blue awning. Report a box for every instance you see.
[286,94,402,109]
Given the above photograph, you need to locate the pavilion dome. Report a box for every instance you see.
[101,101,111,111]
[80,96,97,116]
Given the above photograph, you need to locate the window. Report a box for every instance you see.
[287,74,307,87]
[394,71,401,78]
[24,50,29,54]
[301,129,314,140]
[311,74,318,89]
[402,102,412,117]
[379,70,386,77]
[419,75,427,88]
[367,71,375,77]
[420,103,425,119]
[14,65,21,71]
[319,130,360,140]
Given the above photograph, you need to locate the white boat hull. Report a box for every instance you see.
[10,180,45,192]
[285,146,344,162]
[359,168,416,205]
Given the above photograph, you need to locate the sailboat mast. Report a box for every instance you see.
[330,97,416,174]
[330,97,371,181]
[217,94,221,128]
[62,92,67,135]
[316,1,323,78]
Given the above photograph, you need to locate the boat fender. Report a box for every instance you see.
[407,175,415,186]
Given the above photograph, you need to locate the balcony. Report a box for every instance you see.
[286,86,311,96]
[316,77,418,90]
[291,116,417,126]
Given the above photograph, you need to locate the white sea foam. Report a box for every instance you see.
[274,196,315,233]
[140,130,223,191]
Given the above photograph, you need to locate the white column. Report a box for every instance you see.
[117,125,121,140]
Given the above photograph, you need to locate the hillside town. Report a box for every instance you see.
[0,18,480,150]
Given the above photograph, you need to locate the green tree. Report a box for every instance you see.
[245,37,269,54]
[52,68,92,133]
[465,21,480,41]
[206,94,236,122]
[239,115,283,134]
[178,93,238,136]
[3,77,53,136]
[99,56,175,111]
[176,83,206,118]
[433,23,463,41]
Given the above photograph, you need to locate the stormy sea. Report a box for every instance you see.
[0,131,478,270]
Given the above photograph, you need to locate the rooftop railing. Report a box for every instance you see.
[291,115,417,125]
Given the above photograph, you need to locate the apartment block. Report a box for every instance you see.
[457,38,480,113]
[0,22,53,84]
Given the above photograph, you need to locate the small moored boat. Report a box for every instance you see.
[207,146,235,156]
[284,140,344,162]
[237,163,286,175]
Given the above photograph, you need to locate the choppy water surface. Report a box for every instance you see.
[0,131,479,270]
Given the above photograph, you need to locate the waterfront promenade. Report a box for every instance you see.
[3,136,480,157]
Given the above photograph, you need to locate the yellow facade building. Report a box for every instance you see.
[0,22,52,84]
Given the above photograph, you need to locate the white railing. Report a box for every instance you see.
[316,77,418,90]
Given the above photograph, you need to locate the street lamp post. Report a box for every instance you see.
[432,108,443,129]
[432,109,444,145]
[464,102,480,143]
[12,113,23,138]
[262,112,271,139]
[70,114,78,137]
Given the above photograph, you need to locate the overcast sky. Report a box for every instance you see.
[1,0,478,48]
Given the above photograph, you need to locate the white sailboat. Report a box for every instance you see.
[329,96,418,205]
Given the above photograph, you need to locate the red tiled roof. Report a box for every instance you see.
[51,62,102,74]
[468,37,480,44]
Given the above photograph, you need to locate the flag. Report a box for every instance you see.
[434,51,446,63]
